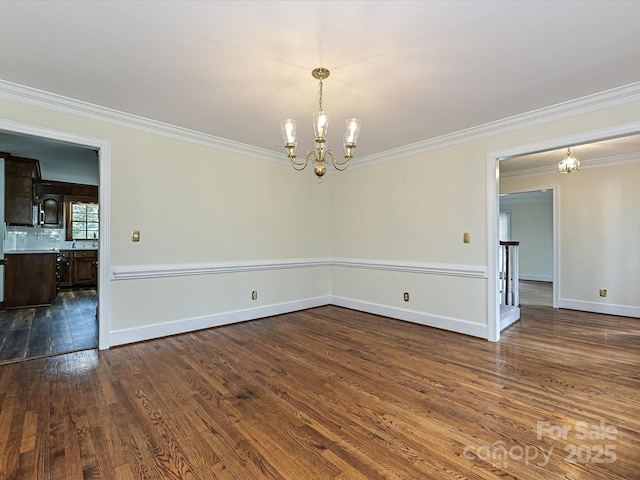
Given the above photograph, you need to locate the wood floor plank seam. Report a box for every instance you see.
[1,296,639,479]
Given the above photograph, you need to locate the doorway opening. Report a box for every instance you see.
[0,119,110,363]
[499,187,557,309]
[486,121,640,342]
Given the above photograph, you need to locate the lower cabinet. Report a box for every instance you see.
[5,253,57,308]
[73,250,98,285]
[57,250,98,288]
[57,251,73,287]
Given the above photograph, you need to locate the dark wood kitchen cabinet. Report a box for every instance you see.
[5,157,41,226]
[5,253,57,308]
[72,250,98,285]
[57,250,73,287]
[40,194,64,228]
[56,250,98,287]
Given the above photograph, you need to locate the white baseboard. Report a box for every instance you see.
[558,298,640,318]
[109,294,495,347]
[520,274,553,282]
[331,296,488,339]
[109,296,331,346]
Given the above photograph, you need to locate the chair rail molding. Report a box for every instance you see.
[110,258,332,280]
[111,257,487,281]
[331,258,487,278]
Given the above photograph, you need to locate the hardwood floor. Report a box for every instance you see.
[519,280,553,306]
[0,288,97,365]
[0,304,638,479]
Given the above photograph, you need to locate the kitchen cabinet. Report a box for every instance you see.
[5,252,57,308]
[38,179,98,202]
[5,157,40,226]
[57,250,98,287]
[73,250,98,285]
[40,194,64,228]
[57,250,72,287]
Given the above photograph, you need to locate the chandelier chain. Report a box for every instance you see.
[318,79,323,111]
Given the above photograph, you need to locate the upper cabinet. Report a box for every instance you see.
[40,194,64,228]
[3,155,98,228]
[39,180,97,202]
[5,156,41,226]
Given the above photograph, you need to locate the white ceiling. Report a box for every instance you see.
[1,1,640,164]
[500,133,640,176]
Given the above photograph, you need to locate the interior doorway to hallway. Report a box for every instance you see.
[487,121,640,342]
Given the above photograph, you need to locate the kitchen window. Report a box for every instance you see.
[67,202,99,240]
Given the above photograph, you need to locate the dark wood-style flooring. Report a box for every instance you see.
[1,302,638,479]
[0,288,98,365]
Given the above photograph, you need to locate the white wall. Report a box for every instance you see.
[501,160,640,318]
[0,93,333,346]
[331,142,490,337]
[1,82,639,346]
[500,198,553,282]
[331,100,640,338]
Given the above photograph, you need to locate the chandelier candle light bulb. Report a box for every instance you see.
[281,119,297,157]
[281,67,361,179]
[313,111,329,140]
[344,118,361,158]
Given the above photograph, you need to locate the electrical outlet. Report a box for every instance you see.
[252,291,257,300]
[131,230,140,242]
[403,292,409,302]
[599,288,607,297]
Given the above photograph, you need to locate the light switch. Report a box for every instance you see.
[463,232,471,243]
[132,230,140,242]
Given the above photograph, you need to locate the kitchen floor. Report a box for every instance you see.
[0,287,97,365]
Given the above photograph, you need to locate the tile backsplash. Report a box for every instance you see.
[5,226,98,251]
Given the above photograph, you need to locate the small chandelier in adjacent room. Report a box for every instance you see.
[281,67,361,179]
[558,147,580,174]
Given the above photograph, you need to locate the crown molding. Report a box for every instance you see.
[352,81,640,168]
[0,78,286,165]
[2,77,639,168]
[501,151,640,179]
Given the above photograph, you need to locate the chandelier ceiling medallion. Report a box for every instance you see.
[558,147,580,174]
[281,67,361,179]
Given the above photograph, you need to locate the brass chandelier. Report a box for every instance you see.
[558,147,580,174]
[281,67,361,179]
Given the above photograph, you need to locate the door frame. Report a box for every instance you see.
[486,120,640,342]
[499,184,559,308]
[0,118,111,350]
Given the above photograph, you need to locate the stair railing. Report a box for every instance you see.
[500,241,520,307]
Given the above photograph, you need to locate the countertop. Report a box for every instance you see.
[5,248,99,254]
[5,249,60,254]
